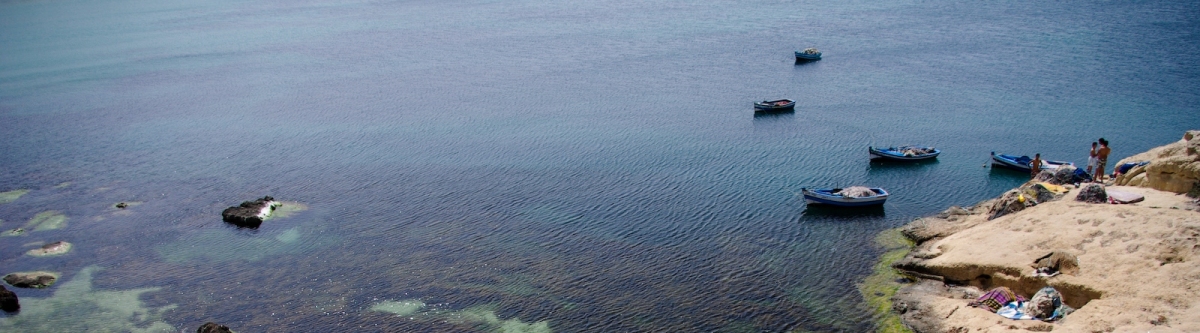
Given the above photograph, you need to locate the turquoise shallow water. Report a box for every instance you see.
[1,0,1198,331]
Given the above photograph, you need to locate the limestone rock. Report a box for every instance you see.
[1075,184,1108,203]
[0,285,18,312]
[935,206,971,219]
[1114,130,1200,194]
[3,271,59,289]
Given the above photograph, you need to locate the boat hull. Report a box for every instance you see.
[869,146,940,161]
[802,188,888,207]
[794,52,821,61]
[754,99,795,112]
[991,152,1074,173]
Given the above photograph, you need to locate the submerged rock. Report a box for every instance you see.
[0,189,29,204]
[0,285,18,312]
[23,211,67,232]
[2,228,25,237]
[221,196,281,228]
[3,271,59,289]
[197,322,233,333]
[1076,184,1108,203]
[0,265,176,331]
[26,241,72,257]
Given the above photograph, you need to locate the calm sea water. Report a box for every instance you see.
[2,0,1197,331]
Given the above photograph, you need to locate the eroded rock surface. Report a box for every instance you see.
[3,272,58,289]
[1114,130,1200,194]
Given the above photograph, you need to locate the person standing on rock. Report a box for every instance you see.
[1095,138,1111,182]
[1030,153,1042,178]
[1086,141,1098,176]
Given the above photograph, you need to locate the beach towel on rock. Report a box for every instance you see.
[996,301,1034,320]
[969,286,1025,312]
[1106,190,1145,204]
[1035,182,1068,194]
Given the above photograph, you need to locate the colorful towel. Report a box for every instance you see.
[997,301,1034,320]
[969,287,1025,313]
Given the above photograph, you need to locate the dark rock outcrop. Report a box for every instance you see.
[1023,183,1062,204]
[197,322,233,333]
[987,189,1030,220]
[221,196,279,228]
[0,285,18,312]
[1075,184,1108,203]
[3,272,58,289]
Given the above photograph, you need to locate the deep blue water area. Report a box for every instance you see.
[2,0,1198,331]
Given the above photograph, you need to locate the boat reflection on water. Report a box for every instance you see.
[752,109,795,119]
[801,203,886,219]
[868,157,941,170]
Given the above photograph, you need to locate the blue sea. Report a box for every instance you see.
[1,0,1197,331]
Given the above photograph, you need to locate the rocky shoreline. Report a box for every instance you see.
[884,131,1200,332]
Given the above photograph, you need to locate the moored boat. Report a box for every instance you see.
[802,187,888,207]
[990,152,1074,173]
[869,146,940,161]
[754,99,795,112]
[795,47,822,61]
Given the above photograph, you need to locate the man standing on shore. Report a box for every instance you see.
[1095,138,1111,182]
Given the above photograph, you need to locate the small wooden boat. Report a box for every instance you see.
[990,152,1074,173]
[754,99,795,112]
[802,187,888,207]
[869,146,940,161]
[795,48,822,61]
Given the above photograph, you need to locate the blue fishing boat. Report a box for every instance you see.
[754,99,795,112]
[802,187,889,207]
[869,146,940,161]
[795,48,821,61]
[990,152,1074,173]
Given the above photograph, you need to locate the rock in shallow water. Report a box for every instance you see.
[197,322,233,333]
[26,241,72,257]
[221,196,280,228]
[0,285,18,312]
[3,271,59,289]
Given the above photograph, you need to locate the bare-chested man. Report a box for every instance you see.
[1095,138,1111,182]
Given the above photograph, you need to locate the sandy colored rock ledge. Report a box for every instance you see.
[1113,130,1200,194]
[891,185,1200,333]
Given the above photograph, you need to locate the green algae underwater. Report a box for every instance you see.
[859,228,916,333]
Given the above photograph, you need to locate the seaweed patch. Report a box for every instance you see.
[0,266,176,332]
